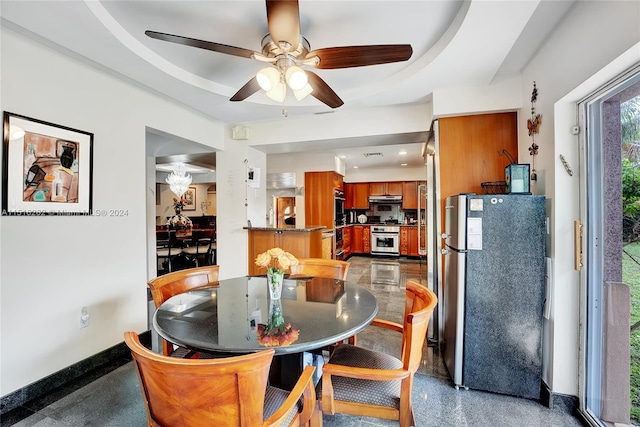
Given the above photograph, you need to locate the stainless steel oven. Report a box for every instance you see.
[370,226,400,256]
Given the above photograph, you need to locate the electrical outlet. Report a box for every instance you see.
[79,307,90,328]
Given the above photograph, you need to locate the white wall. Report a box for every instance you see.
[518,1,640,396]
[0,27,224,395]
[215,134,267,280]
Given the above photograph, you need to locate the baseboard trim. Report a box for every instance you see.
[540,380,579,414]
[0,330,150,415]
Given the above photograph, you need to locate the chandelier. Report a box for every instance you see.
[165,163,192,198]
[256,57,313,102]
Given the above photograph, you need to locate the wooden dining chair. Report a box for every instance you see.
[289,258,350,280]
[312,280,438,427]
[124,331,317,427]
[148,265,220,358]
[290,258,356,347]
[182,228,215,267]
[156,230,182,274]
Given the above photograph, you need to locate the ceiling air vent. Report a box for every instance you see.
[363,152,383,157]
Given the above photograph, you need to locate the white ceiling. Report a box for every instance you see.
[1,0,576,170]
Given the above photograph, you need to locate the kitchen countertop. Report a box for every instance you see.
[243,226,326,232]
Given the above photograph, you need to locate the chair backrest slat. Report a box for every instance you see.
[289,258,350,280]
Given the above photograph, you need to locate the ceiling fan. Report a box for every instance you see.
[145,0,412,109]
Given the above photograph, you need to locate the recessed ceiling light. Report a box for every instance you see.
[353,165,359,169]
[401,163,408,166]
[339,155,347,159]
[399,151,407,155]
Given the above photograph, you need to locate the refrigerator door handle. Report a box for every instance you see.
[445,243,468,254]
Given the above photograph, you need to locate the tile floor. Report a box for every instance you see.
[1,256,585,426]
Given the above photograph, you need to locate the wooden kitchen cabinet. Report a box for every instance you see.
[402,181,418,209]
[400,226,409,255]
[369,181,403,196]
[343,227,352,258]
[305,171,343,229]
[363,226,371,253]
[351,183,369,209]
[400,226,421,257]
[408,227,420,256]
[351,226,363,253]
[345,183,354,209]
[350,225,370,254]
[247,228,323,275]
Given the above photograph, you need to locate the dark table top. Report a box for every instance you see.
[153,276,378,355]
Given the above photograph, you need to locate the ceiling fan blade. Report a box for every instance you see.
[306,71,343,109]
[266,0,301,50]
[230,77,261,102]
[307,45,413,69]
[145,30,256,59]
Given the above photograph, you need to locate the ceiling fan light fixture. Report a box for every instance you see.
[293,83,313,101]
[285,66,308,91]
[256,66,280,91]
[266,81,287,102]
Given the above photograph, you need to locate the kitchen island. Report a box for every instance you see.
[244,226,326,275]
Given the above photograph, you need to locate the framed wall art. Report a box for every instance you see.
[2,112,94,215]
[183,186,196,211]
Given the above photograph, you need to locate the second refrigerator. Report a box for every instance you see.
[442,193,546,399]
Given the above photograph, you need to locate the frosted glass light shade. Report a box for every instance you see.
[256,67,280,91]
[293,83,313,101]
[285,66,308,91]
[266,81,286,102]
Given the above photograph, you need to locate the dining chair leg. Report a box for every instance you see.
[309,401,323,427]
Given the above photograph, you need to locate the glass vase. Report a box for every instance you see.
[267,270,284,300]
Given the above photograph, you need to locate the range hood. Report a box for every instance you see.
[267,172,296,189]
[369,195,402,203]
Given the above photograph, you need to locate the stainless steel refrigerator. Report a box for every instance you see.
[442,193,546,399]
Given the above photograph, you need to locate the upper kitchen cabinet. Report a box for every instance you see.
[402,181,418,209]
[305,171,342,229]
[345,182,369,209]
[369,181,403,196]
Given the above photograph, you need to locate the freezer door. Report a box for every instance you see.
[442,248,466,387]
[445,194,467,251]
[442,194,468,387]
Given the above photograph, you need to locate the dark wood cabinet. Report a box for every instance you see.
[345,182,369,209]
[351,226,363,253]
[351,225,370,254]
[345,183,354,209]
[353,183,369,209]
[408,227,420,256]
[400,226,421,257]
[363,226,371,253]
[305,171,343,229]
[369,181,403,196]
[400,226,409,255]
[402,181,418,209]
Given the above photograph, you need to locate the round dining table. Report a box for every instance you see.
[153,275,378,389]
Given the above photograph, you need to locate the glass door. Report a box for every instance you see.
[579,66,640,425]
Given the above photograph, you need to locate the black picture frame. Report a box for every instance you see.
[2,112,94,215]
